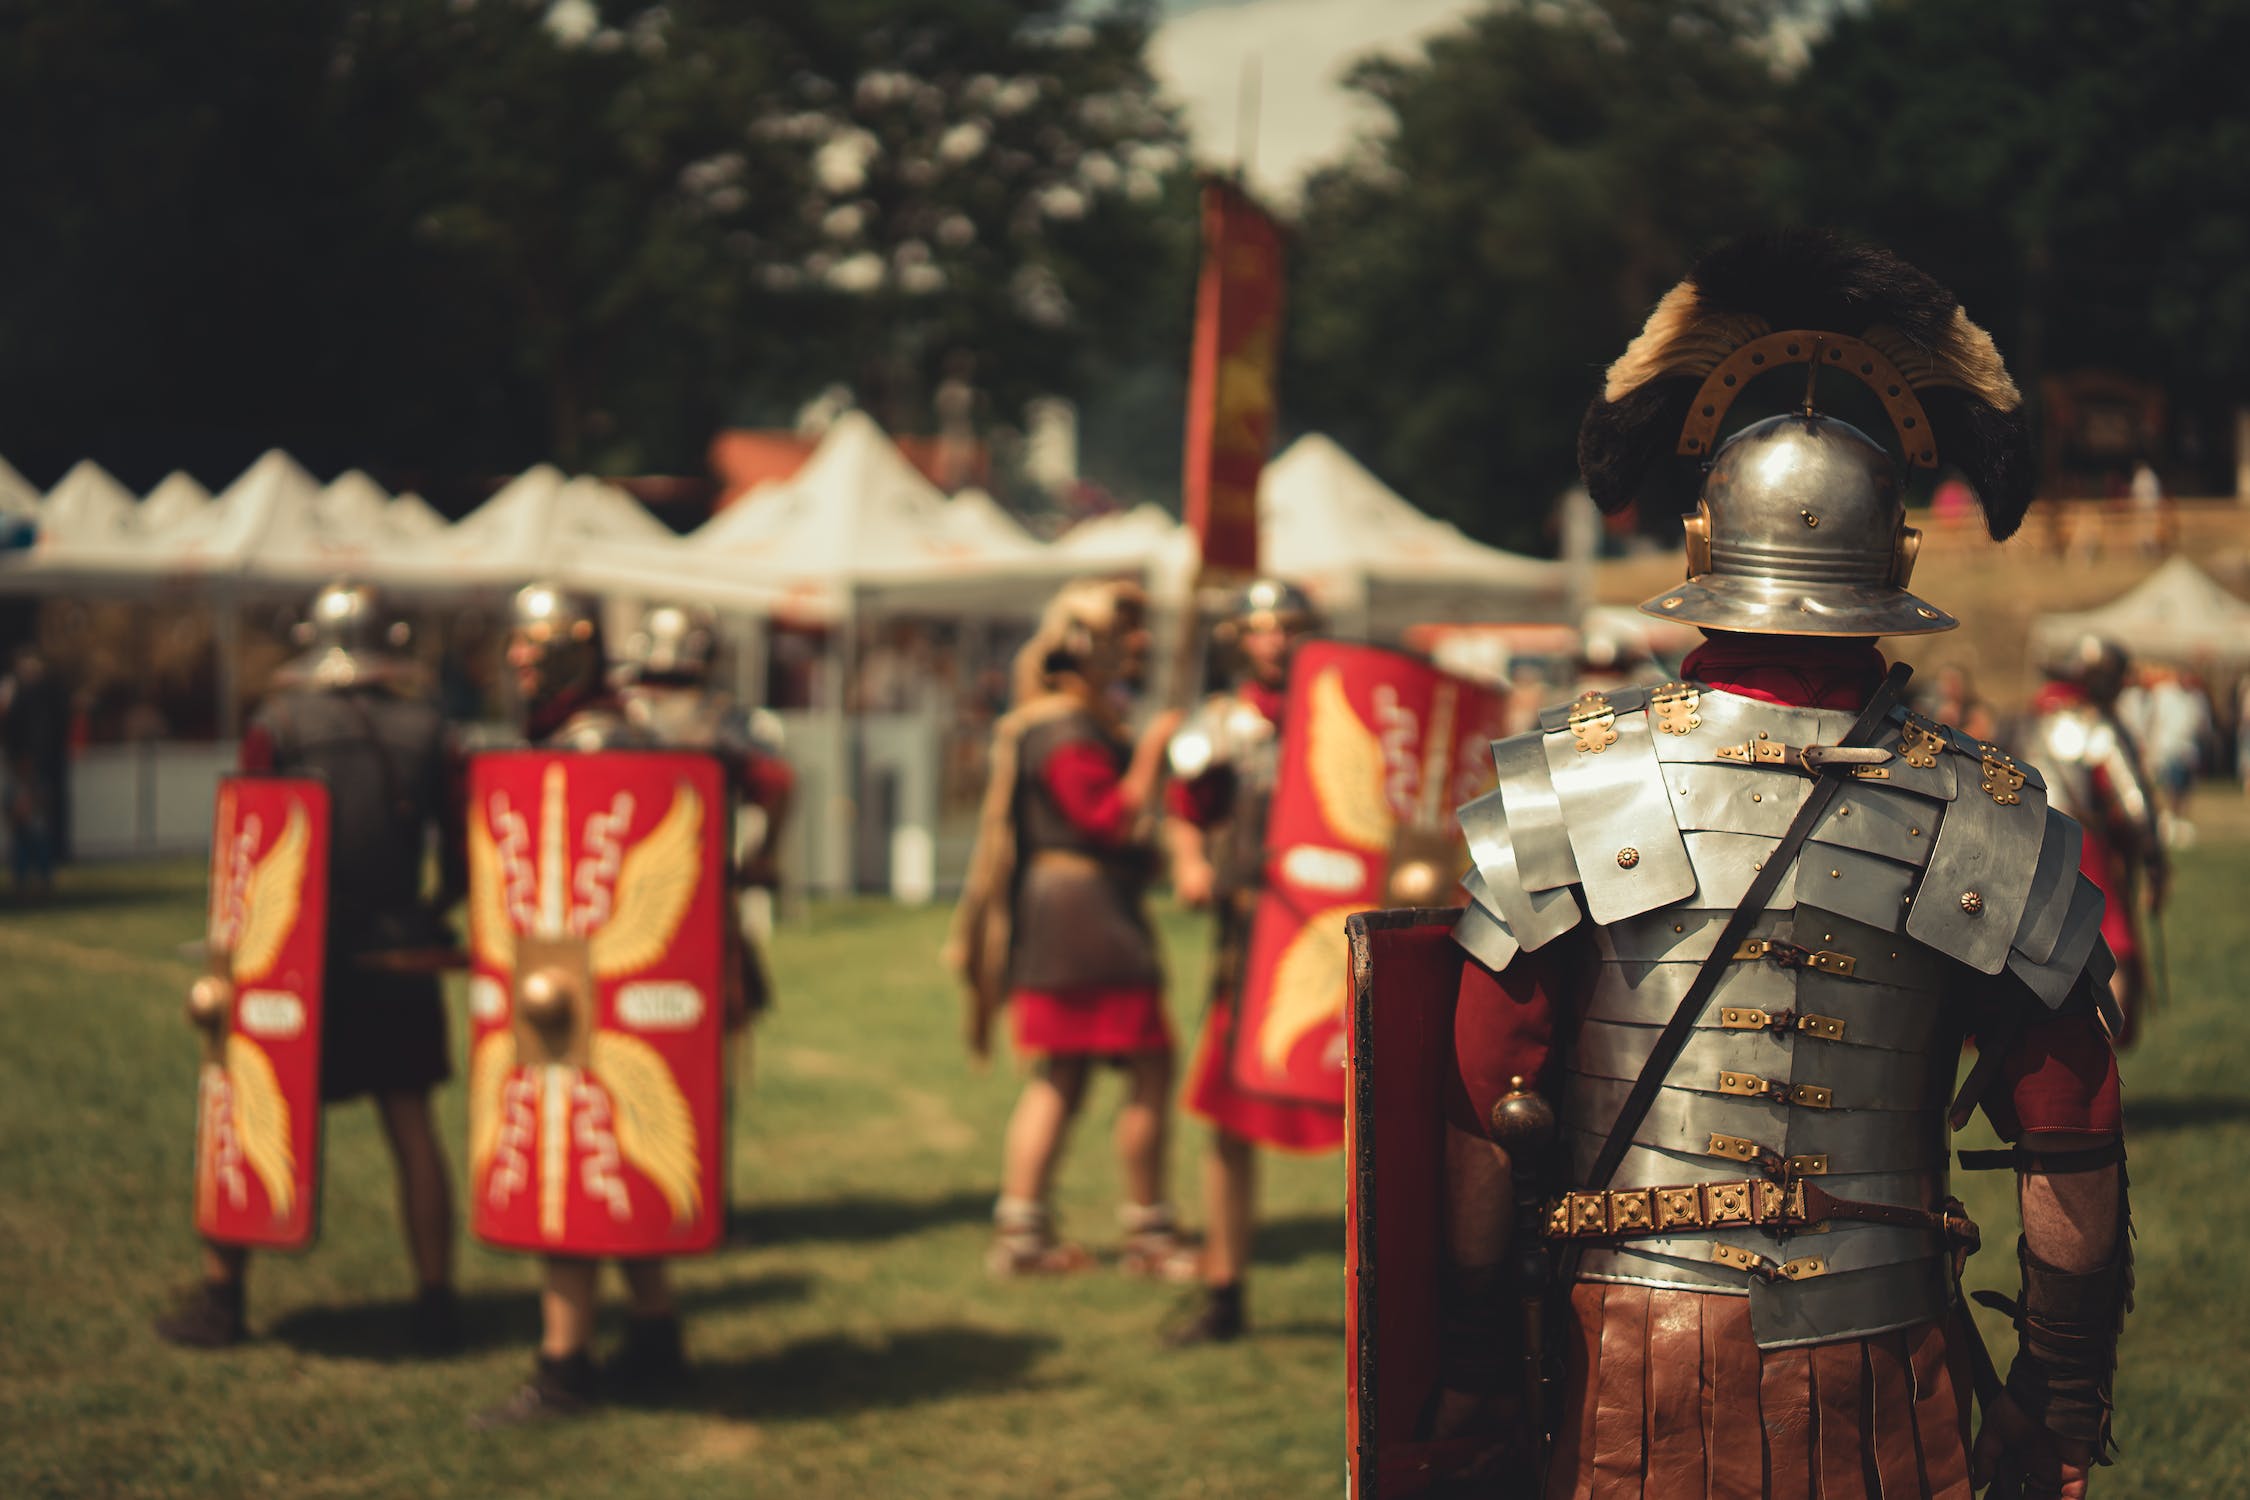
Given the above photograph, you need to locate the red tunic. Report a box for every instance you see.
[1173,681,1347,1153]
[1007,739,1172,1058]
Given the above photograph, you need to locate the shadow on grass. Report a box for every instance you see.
[0,882,194,914]
[1253,1210,1345,1269]
[266,1273,813,1362]
[2125,1095,2250,1133]
[727,1189,991,1248]
[619,1325,1063,1420]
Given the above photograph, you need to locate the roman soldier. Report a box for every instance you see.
[472,581,717,1427]
[1351,234,2130,1500]
[2022,634,2167,1046]
[156,580,464,1353]
[1162,577,1342,1342]
[618,601,795,1039]
[946,579,1190,1276]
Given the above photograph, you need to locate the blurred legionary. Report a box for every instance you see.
[618,602,795,1040]
[1160,577,1338,1342]
[946,579,1187,1276]
[1357,234,2132,1498]
[156,580,465,1352]
[2023,634,2168,1044]
[473,582,696,1426]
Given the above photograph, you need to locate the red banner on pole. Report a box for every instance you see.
[1182,176,1285,580]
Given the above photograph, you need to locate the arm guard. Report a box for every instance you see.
[2004,1219,2132,1465]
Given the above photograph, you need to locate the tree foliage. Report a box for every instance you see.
[0,0,1187,488]
[1284,0,1793,550]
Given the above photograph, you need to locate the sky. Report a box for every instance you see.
[1145,0,1484,202]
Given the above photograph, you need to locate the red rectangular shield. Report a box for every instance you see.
[465,749,730,1258]
[1227,641,1505,1107]
[1345,909,1469,1499]
[194,776,330,1251]
[1181,175,1285,579]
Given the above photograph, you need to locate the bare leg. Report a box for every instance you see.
[201,1241,250,1287]
[541,1256,599,1359]
[1114,1049,1174,1208]
[619,1258,674,1318]
[1000,1055,1089,1203]
[1445,1123,1513,1266]
[1201,1128,1257,1287]
[1430,1124,1516,1438]
[375,1090,454,1291]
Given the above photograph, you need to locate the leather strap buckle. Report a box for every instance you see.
[1717,1071,1834,1108]
[1712,1243,1828,1282]
[1733,938,1857,978]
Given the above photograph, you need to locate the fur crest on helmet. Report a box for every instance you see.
[1580,229,2033,539]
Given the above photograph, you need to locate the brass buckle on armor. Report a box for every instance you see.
[1718,1071,1834,1108]
[1716,1005,1847,1040]
[1715,738,1792,766]
[1899,715,1947,769]
[1733,939,1857,978]
[1712,1243,1828,1282]
[1979,747,2026,807]
[1651,683,1702,737]
[1568,691,1618,755]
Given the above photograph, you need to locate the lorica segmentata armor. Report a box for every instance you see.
[1454,682,2109,1349]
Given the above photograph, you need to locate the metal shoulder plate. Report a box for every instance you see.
[1166,692,1270,780]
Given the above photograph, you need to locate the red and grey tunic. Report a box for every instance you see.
[1169,682,1346,1152]
[1006,710,1170,1057]
[1449,637,2121,1498]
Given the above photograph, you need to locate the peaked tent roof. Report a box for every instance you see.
[2031,556,2250,664]
[139,471,212,534]
[1259,434,1569,632]
[168,449,327,576]
[38,460,137,546]
[407,466,676,588]
[649,411,1077,618]
[0,453,36,519]
[389,492,447,536]
[940,487,1041,557]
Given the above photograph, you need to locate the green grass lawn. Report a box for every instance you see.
[4,829,2248,1498]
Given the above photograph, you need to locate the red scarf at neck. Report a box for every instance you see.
[1680,631,1888,710]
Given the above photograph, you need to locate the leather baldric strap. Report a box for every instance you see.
[1575,664,1915,1204]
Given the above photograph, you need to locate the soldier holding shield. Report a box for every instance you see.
[1162,578,1341,1341]
[1347,235,2132,1500]
[157,581,464,1352]
[470,583,731,1426]
[618,602,794,1044]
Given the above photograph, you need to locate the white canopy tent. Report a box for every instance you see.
[2030,557,2250,665]
[1048,435,1573,638]
[599,412,1081,622]
[1260,435,1571,636]
[40,460,137,547]
[0,453,36,519]
[139,472,212,534]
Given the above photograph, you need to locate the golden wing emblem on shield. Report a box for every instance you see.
[1257,902,1359,1077]
[467,1028,518,1182]
[588,782,705,978]
[232,800,310,983]
[589,1031,703,1225]
[467,804,516,973]
[225,1034,297,1221]
[1308,668,1395,852]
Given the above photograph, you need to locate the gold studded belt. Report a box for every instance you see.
[1542,1178,1979,1254]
